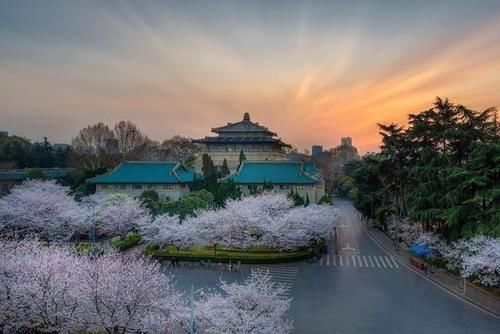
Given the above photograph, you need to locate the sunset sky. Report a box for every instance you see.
[1,0,500,153]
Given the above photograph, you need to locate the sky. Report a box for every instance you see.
[1,0,500,153]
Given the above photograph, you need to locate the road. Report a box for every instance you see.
[164,199,499,333]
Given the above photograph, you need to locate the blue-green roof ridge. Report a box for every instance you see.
[87,161,195,184]
[221,161,321,184]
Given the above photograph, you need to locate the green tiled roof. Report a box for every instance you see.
[303,162,322,178]
[0,169,69,181]
[222,161,320,184]
[87,162,195,184]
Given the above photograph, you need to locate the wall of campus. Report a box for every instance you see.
[95,183,190,200]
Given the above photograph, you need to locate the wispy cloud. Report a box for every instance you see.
[0,1,499,152]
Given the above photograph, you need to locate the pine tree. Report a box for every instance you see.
[201,153,216,180]
[221,159,230,177]
[238,149,246,168]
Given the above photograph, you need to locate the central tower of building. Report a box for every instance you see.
[192,113,290,172]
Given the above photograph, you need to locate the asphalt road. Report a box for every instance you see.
[164,199,500,333]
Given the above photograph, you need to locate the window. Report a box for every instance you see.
[119,184,127,189]
[147,185,155,190]
[132,184,142,190]
[162,185,173,190]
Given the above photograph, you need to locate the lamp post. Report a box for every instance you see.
[188,286,204,334]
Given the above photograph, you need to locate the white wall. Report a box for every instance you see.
[95,184,190,200]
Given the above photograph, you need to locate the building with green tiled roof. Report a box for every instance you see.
[192,113,290,172]
[221,160,325,203]
[87,161,195,200]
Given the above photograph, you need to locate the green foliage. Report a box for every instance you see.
[159,195,209,220]
[221,158,230,177]
[343,97,499,240]
[201,153,216,181]
[146,240,326,264]
[139,190,161,213]
[111,232,142,251]
[69,167,107,199]
[0,135,69,169]
[190,189,215,206]
[238,149,246,168]
[26,168,47,180]
[206,180,241,207]
[288,188,305,206]
[318,193,332,205]
[183,154,197,168]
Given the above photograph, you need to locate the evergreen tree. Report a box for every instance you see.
[344,97,499,239]
[201,153,216,180]
[221,159,230,177]
[238,149,246,168]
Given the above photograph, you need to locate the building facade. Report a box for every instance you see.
[221,161,325,203]
[87,161,195,200]
[192,113,290,172]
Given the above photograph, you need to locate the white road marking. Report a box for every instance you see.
[333,254,337,266]
[368,256,375,267]
[339,255,343,266]
[345,255,350,266]
[391,256,400,268]
[363,256,368,267]
[352,255,356,267]
[357,256,362,267]
[373,256,381,268]
[384,256,393,268]
[379,256,387,268]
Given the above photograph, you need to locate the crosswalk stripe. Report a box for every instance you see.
[390,256,400,268]
[357,256,362,267]
[345,255,350,266]
[368,256,374,267]
[339,255,343,266]
[352,255,356,267]
[363,256,368,267]
[384,256,393,268]
[373,256,381,268]
[378,256,387,268]
[332,254,337,266]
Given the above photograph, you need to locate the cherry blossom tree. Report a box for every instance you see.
[96,193,151,237]
[140,193,338,251]
[73,253,187,333]
[196,270,293,334]
[0,240,188,333]
[0,239,82,332]
[441,235,500,287]
[0,180,86,241]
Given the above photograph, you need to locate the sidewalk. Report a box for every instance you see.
[360,221,500,318]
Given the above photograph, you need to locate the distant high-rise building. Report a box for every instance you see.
[341,137,352,147]
[0,131,8,137]
[311,145,323,157]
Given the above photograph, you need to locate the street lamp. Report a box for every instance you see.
[188,286,204,334]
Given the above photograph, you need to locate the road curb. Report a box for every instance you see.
[358,221,500,320]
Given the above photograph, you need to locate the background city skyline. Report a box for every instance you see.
[1,0,500,153]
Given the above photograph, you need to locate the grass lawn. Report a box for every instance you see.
[111,232,142,251]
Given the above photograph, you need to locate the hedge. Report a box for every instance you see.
[146,240,325,264]
[111,233,142,251]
